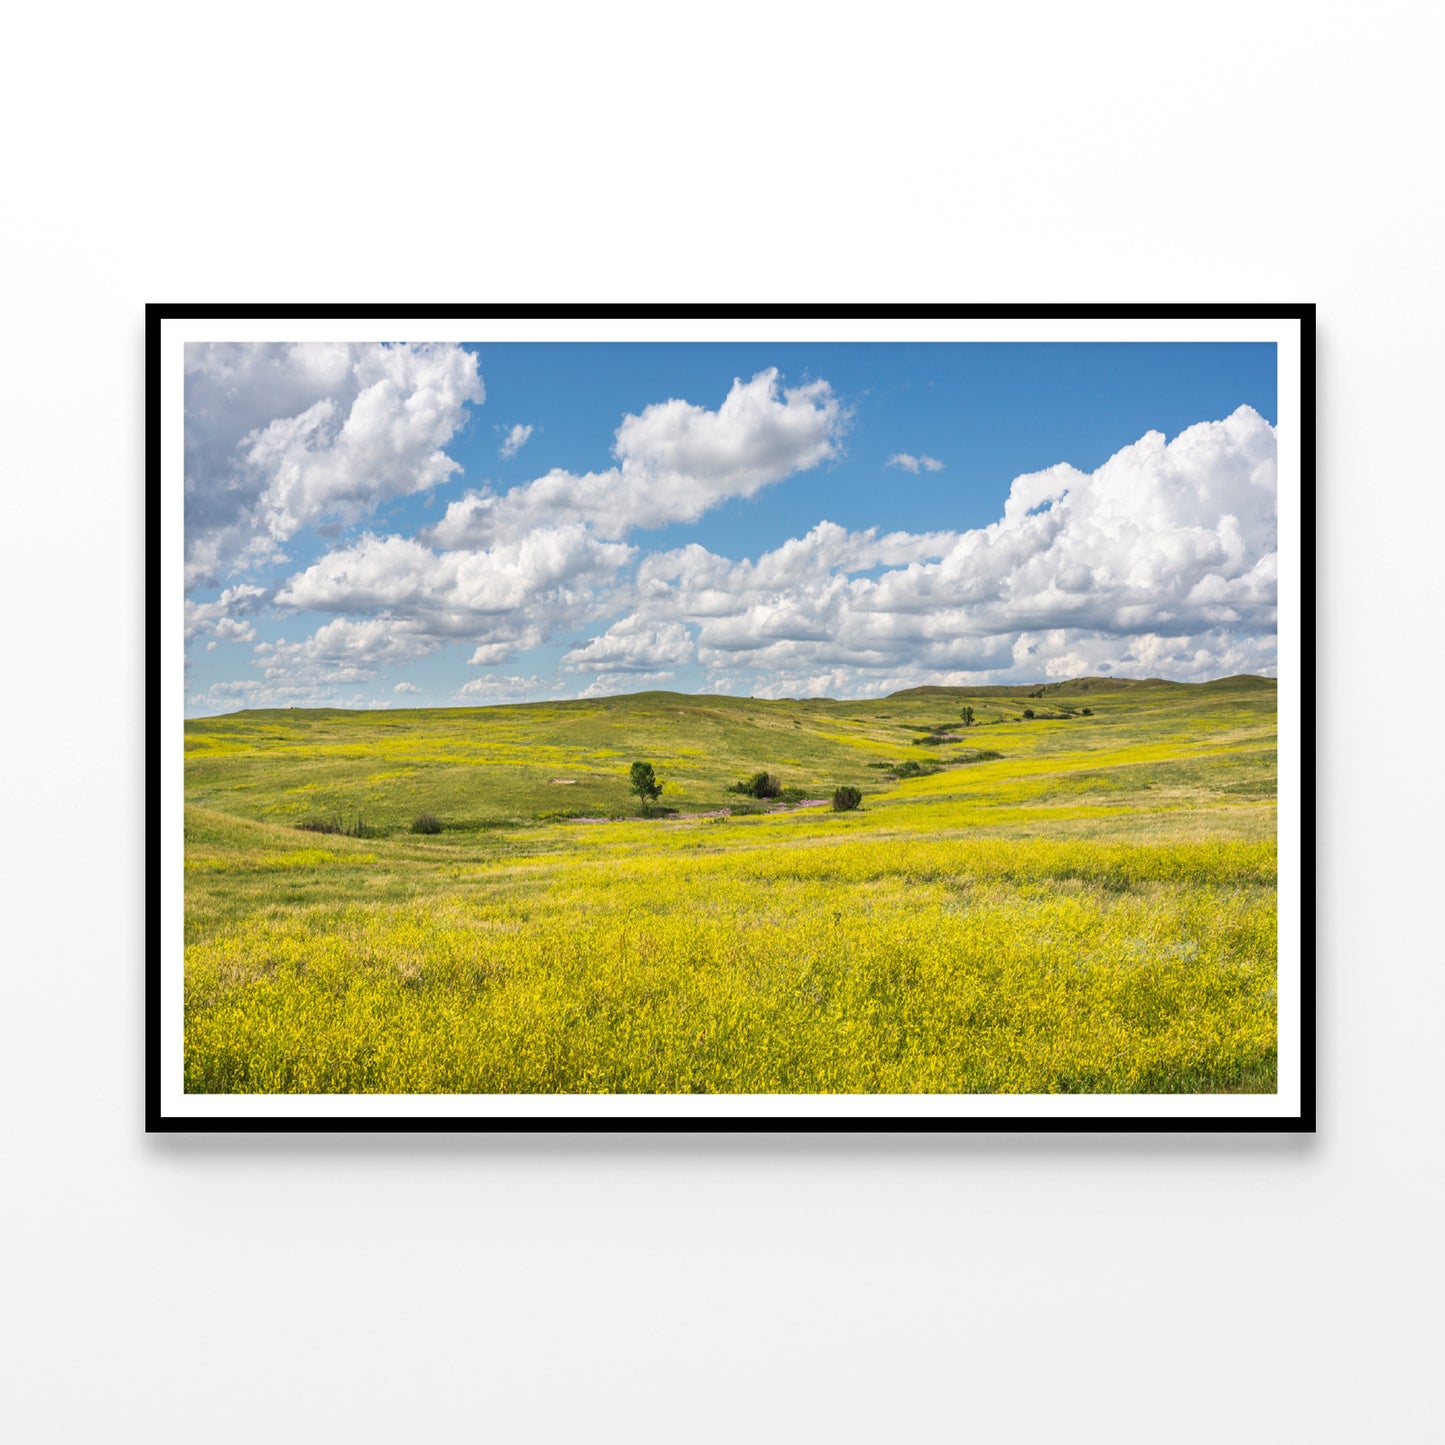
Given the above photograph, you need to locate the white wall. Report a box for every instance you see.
[3,5,1439,1439]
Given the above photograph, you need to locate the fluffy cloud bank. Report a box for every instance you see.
[184,342,483,586]
[183,342,1276,712]
[561,619,694,674]
[428,369,845,547]
[183,583,266,643]
[185,359,859,708]
[213,368,849,696]
[273,525,634,666]
[595,405,1278,694]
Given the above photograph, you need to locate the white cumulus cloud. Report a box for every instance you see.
[576,671,677,698]
[561,620,694,674]
[455,674,568,705]
[499,423,533,458]
[251,618,440,686]
[428,369,846,547]
[183,583,267,642]
[268,525,634,677]
[886,453,945,473]
[277,526,632,623]
[184,342,483,586]
[612,406,1277,694]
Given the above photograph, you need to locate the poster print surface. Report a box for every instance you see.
[151,305,1314,1131]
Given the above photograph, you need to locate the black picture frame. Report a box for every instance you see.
[150,302,1315,1133]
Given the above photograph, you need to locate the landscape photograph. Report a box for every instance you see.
[173,322,1292,1109]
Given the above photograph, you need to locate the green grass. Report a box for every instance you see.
[183,677,1279,1094]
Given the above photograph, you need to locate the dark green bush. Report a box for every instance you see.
[729,771,781,799]
[832,786,863,812]
[411,813,443,834]
[891,758,944,779]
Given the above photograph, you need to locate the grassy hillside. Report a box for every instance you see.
[183,677,1278,1095]
[185,678,1276,833]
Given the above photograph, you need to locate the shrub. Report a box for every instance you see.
[832,785,863,812]
[411,813,443,834]
[1081,708,1093,716]
[1022,708,1035,719]
[728,771,781,799]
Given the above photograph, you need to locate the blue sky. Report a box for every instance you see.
[183,341,1278,714]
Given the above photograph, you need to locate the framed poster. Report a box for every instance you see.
[151,304,1314,1131]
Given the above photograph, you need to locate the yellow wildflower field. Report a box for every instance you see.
[183,677,1277,1093]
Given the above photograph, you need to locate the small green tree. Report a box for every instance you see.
[629,760,663,815]
[832,785,863,812]
[960,705,975,727]
[1022,708,1035,719]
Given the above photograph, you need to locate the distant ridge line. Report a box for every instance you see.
[197,674,1277,720]
[886,674,1276,698]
